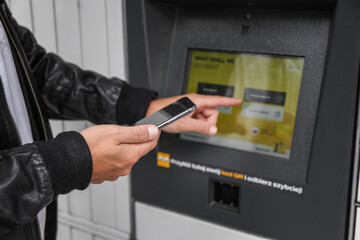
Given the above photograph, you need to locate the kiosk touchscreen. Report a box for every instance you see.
[181,50,304,159]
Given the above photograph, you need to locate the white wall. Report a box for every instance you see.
[7,0,131,239]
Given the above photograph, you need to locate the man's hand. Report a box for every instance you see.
[146,93,242,135]
[80,124,159,184]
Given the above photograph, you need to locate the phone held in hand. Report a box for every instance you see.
[135,97,197,129]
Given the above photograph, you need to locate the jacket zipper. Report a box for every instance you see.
[0,10,49,141]
[0,75,21,145]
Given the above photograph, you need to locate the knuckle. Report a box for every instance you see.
[123,154,136,165]
[114,161,124,171]
[187,93,197,100]
[110,176,120,182]
[122,150,140,166]
[114,162,132,176]
[150,140,158,150]
[120,167,132,176]
[129,149,141,161]
[199,122,209,132]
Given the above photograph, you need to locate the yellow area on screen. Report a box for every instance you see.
[182,50,304,159]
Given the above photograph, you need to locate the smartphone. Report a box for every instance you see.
[135,97,196,129]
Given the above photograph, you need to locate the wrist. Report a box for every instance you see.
[34,131,92,197]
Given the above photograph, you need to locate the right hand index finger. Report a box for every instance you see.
[194,95,242,109]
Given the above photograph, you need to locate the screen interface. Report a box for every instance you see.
[180,50,304,159]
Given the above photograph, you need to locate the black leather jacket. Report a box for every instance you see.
[0,1,155,239]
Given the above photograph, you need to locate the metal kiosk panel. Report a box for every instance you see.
[125,0,360,239]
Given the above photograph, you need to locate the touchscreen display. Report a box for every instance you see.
[180,50,304,159]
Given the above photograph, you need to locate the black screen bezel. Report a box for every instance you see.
[157,10,329,186]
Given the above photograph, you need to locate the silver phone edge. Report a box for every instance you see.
[157,105,196,129]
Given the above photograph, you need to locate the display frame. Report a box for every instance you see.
[158,10,330,185]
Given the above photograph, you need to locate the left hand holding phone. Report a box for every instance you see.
[80,124,159,184]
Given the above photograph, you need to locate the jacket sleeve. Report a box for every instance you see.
[9,16,156,125]
[0,131,92,236]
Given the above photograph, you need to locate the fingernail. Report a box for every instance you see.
[148,126,159,139]
[209,126,217,135]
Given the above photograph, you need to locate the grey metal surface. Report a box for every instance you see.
[125,0,360,239]
[135,201,273,240]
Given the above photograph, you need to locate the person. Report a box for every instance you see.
[0,1,241,240]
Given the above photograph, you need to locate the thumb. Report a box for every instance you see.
[119,125,159,143]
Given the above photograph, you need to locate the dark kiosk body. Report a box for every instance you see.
[125,0,360,239]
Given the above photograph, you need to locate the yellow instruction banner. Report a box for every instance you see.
[181,50,304,159]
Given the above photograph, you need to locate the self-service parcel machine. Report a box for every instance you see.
[124,0,360,239]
